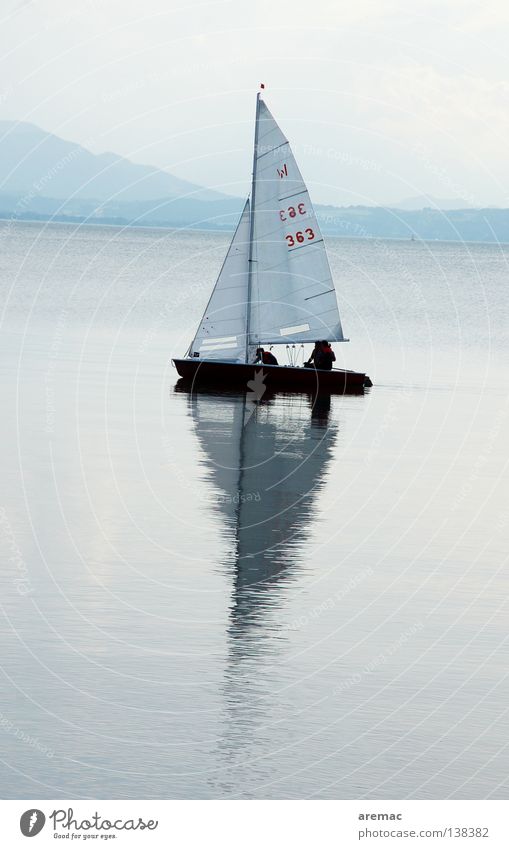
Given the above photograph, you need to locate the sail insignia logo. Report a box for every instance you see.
[20,809,46,837]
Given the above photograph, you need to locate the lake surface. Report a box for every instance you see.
[0,221,508,799]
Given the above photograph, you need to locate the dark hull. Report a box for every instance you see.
[172,358,369,394]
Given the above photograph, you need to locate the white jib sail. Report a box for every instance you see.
[249,99,345,346]
[190,199,250,362]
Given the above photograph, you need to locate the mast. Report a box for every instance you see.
[245,89,262,363]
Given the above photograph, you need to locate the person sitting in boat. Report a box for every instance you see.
[304,341,322,368]
[254,347,278,365]
[319,340,336,370]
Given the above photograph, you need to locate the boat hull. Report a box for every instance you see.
[172,358,369,394]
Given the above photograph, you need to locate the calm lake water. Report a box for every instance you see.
[0,220,508,799]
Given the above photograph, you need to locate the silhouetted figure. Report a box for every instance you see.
[254,347,278,365]
[304,340,336,370]
[318,340,335,370]
[304,341,322,368]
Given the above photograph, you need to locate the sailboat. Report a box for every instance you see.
[173,87,371,394]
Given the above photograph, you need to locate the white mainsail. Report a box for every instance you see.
[189,94,345,363]
[249,98,345,347]
[190,199,250,362]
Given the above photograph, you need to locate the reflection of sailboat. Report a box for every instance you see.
[183,387,340,794]
[173,87,370,393]
[187,388,338,635]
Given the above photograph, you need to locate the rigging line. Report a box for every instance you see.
[304,288,336,301]
[201,283,248,293]
[288,239,324,252]
[256,141,288,160]
[246,275,333,298]
[255,286,336,306]
[278,189,307,201]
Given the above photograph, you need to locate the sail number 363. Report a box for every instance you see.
[286,229,315,247]
[279,203,306,221]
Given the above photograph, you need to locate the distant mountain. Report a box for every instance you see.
[0,120,230,203]
[312,205,509,242]
[3,195,509,243]
[0,189,244,229]
[1,122,509,242]
[391,195,475,211]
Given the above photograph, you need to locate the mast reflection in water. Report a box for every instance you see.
[185,387,338,639]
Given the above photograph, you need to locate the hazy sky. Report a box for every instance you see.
[1,0,509,205]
